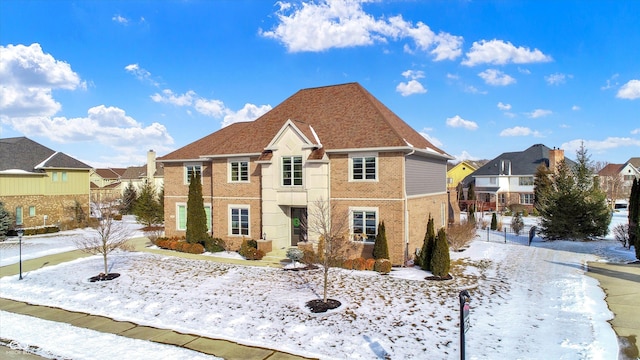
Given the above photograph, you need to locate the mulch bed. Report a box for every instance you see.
[89,273,121,282]
[306,299,341,313]
[425,274,453,281]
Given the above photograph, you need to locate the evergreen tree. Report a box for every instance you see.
[186,173,208,244]
[629,178,639,252]
[373,221,389,260]
[157,185,165,223]
[538,145,611,240]
[490,212,498,230]
[0,201,12,241]
[534,163,553,213]
[121,182,137,215]
[468,182,476,200]
[419,215,436,271]
[430,228,450,277]
[511,211,524,235]
[468,204,476,225]
[133,181,162,227]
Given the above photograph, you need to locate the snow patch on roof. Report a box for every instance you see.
[35,151,59,169]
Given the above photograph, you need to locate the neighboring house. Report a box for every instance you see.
[447,161,481,190]
[598,158,640,205]
[90,167,126,202]
[119,150,164,194]
[0,137,92,228]
[462,144,574,212]
[159,83,453,265]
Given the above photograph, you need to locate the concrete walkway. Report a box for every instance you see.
[587,261,640,360]
[0,238,313,360]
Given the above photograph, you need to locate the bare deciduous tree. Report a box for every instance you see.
[74,199,133,275]
[304,198,353,303]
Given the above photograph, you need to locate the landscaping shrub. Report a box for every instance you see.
[490,213,497,230]
[242,247,265,260]
[286,248,304,265]
[430,228,450,278]
[511,212,524,235]
[419,215,436,271]
[353,257,367,271]
[365,258,376,271]
[373,221,389,260]
[201,237,225,253]
[374,259,392,274]
[342,258,354,270]
[301,247,317,265]
[247,239,258,249]
[446,221,476,251]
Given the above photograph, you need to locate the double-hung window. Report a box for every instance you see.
[282,156,302,186]
[352,155,377,181]
[352,209,377,242]
[520,193,534,205]
[15,206,23,226]
[230,206,249,236]
[229,159,249,182]
[185,164,202,184]
[177,203,211,231]
[519,176,534,186]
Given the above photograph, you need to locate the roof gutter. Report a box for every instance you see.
[403,147,416,267]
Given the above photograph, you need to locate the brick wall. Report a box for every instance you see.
[330,152,405,199]
[407,193,448,264]
[2,194,90,228]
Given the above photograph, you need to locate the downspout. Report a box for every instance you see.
[403,148,415,266]
[210,160,214,238]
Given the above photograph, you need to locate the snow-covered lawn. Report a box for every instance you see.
[0,211,636,359]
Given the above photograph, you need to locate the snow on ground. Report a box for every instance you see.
[0,216,145,267]
[0,212,637,359]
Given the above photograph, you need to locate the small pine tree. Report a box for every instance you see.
[133,181,162,227]
[431,228,451,277]
[511,211,524,235]
[373,221,389,260]
[186,173,208,244]
[420,215,436,271]
[490,213,498,230]
[0,201,12,241]
[121,182,137,215]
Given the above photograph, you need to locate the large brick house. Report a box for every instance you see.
[0,137,92,228]
[159,83,453,265]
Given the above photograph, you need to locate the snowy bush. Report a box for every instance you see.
[286,248,304,264]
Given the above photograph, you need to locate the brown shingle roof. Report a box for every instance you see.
[598,163,624,176]
[159,83,448,161]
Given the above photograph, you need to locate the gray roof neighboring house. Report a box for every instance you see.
[0,137,91,173]
[472,144,576,177]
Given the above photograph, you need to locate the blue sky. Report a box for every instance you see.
[1,0,639,168]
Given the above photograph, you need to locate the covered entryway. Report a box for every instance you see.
[290,207,307,246]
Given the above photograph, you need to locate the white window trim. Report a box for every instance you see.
[349,152,378,182]
[184,162,203,185]
[228,204,250,237]
[281,156,303,187]
[520,193,534,205]
[228,157,250,183]
[349,206,378,242]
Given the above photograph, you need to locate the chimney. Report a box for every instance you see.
[548,147,564,172]
[147,150,156,182]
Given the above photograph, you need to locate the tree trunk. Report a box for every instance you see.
[103,253,109,275]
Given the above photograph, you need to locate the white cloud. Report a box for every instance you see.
[617,79,640,100]
[260,1,462,60]
[151,87,271,127]
[545,73,571,85]
[2,105,174,153]
[401,70,425,80]
[562,137,640,154]
[572,105,580,111]
[478,69,515,86]
[112,15,129,24]
[0,43,83,118]
[396,80,427,96]
[527,109,552,118]
[500,126,542,137]
[453,150,479,162]
[150,89,196,107]
[462,39,552,66]
[601,74,619,90]
[419,128,443,148]
[222,103,272,128]
[446,73,459,80]
[497,102,512,111]
[125,64,159,87]
[446,115,478,130]
[463,85,487,94]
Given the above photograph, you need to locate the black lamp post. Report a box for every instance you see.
[17,228,24,280]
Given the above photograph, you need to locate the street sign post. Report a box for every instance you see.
[459,290,471,360]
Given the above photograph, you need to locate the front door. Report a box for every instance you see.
[290,207,307,246]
